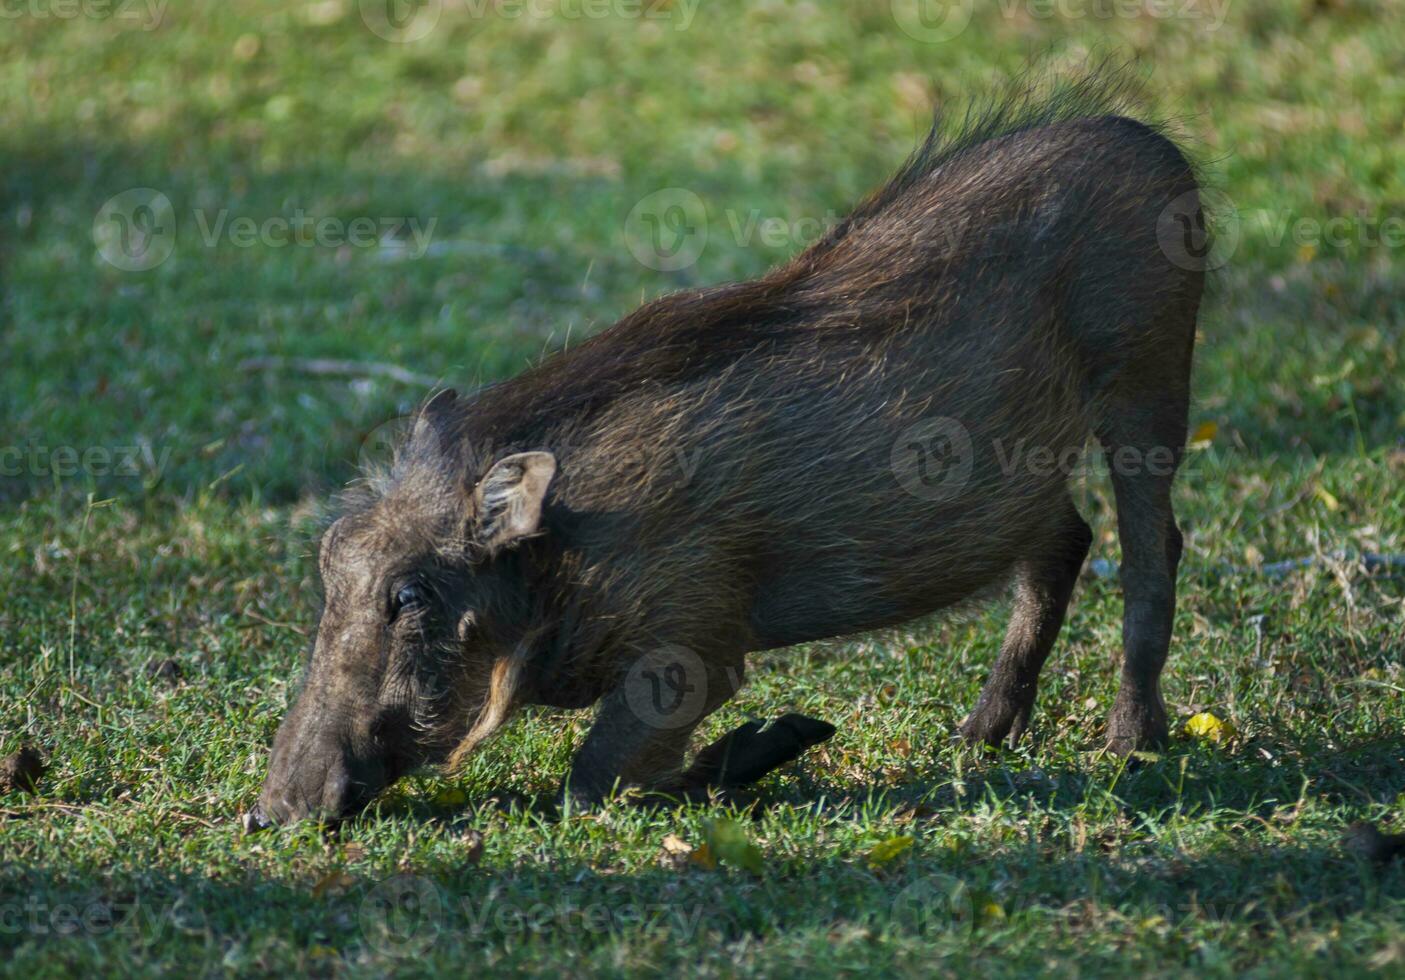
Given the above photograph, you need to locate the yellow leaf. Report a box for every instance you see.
[704,819,764,874]
[1184,711,1236,743]
[981,901,1006,922]
[1297,242,1317,263]
[866,834,915,868]
[1314,486,1340,512]
[432,786,467,806]
[1189,420,1218,447]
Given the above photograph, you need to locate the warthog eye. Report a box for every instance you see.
[391,582,429,620]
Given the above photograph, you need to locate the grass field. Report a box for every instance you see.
[3,1,1404,975]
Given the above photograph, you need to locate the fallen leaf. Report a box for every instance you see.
[1184,711,1236,743]
[866,834,915,868]
[704,819,763,874]
[661,833,693,857]
[432,786,468,807]
[658,833,695,870]
[1189,420,1218,447]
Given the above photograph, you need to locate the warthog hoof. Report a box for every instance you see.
[685,713,836,790]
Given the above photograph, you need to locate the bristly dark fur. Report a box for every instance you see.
[403,65,1195,464]
[840,66,1183,228]
[260,66,1208,821]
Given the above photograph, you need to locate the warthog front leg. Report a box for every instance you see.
[563,647,744,807]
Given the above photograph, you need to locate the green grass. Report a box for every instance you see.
[2,1,1404,975]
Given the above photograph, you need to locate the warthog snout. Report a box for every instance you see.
[254,689,397,825]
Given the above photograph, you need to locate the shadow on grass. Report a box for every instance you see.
[1,822,1400,969]
[772,729,1405,827]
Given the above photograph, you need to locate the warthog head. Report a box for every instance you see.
[252,391,555,825]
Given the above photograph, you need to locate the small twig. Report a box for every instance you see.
[238,356,438,388]
[241,609,310,636]
[1320,769,1376,804]
[1,802,221,829]
[1089,551,1405,580]
[68,495,115,684]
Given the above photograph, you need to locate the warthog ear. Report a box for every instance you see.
[472,451,556,551]
[409,388,458,454]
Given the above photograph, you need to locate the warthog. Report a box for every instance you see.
[253,76,1206,825]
